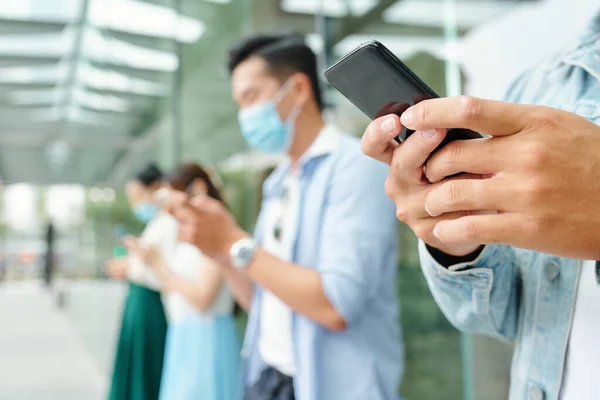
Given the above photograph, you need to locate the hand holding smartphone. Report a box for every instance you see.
[153,187,173,209]
[324,40,482,148]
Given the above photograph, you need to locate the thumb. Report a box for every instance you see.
[361,114,401,165]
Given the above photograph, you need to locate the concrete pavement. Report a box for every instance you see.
[0,281,118,400]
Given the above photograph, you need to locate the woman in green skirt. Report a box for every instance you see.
[105,163,178,400]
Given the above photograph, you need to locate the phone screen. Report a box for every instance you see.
[325,41,481,144]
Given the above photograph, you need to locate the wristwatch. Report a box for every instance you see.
[230,238,257,271]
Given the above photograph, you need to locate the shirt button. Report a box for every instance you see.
[528,385,544,400]
[544,262,560,281]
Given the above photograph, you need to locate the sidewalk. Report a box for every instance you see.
[0,281,106,400]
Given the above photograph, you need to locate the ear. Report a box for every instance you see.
[291,72,313,106]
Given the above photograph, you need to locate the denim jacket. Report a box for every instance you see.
[243,129,404,400]
[419,13,600,400]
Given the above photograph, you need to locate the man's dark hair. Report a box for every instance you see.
[227,34,323,110]
[135,162,163,188]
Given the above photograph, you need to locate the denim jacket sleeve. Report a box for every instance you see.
[319,151,399,324]
[418,241,519,342]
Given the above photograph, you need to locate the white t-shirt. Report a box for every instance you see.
[258,124,341,377]
[127,212,178,290]
[258,173,299,376]
[560,260,600,399]
[165,242,234,324]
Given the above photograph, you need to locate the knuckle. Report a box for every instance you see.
[443,181,462,206]
[530,108,559,130]
[413,103,429,127]
[413,225,425,240]
[521,142,549,170]
[462,218,482,242]
[390,147,413,180]
[445,140,464,166]
[521,177,550,206]
[360,129,374,157]
[391,153,405,178]
[384,177,396,200]
[360,135,371,155]
[458,96,482,122]
[395,206,410,223]
[413,224,433,242]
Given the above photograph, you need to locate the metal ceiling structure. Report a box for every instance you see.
[0,0,204,186]
[0,0,536,187]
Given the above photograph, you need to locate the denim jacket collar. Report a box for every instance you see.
[563,11,600,84]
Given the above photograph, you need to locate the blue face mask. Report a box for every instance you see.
[133,202,158,223]
[237,81,302,154]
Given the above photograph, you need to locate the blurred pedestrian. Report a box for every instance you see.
[106,163,178,400]
[42,222,55,287]
[136,163,241,400]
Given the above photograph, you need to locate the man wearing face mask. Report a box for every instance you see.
[170,34,404,400]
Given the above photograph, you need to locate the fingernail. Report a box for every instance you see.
[433,224,440,238]
[401,108,413,127]
[379,116,396,134]
[421,129,435,139]
[424,202,435,217]
[424,202,431,216]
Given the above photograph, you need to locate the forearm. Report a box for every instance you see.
[246,248,346,331]
[163,273,220,312]
[154,258,221,312]
[220,263,253,311]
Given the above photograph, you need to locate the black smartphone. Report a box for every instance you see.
[324,40,482,146]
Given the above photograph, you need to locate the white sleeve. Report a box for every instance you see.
[127,213,179,289]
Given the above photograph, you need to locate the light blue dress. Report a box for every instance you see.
[159,243,241,400]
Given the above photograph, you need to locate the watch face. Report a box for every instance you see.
[231,239,256,270]
[239,246,251,262]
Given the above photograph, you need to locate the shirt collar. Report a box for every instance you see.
[300,124,341,164]
[263,124,342,198]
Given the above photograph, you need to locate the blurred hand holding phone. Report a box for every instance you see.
[153,187,174,209]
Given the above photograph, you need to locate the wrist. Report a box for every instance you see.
[222,228,250,257]
[229,236,258,272]
[426,243,485,268]
[433,243,482,257]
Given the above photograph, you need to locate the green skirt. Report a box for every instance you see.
[108,283,167,400]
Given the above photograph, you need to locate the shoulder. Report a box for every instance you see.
[332,131,390,184]
[327,131,394,211]
[503,32,600,104]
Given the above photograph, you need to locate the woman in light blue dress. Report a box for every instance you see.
[137,163,241,400]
